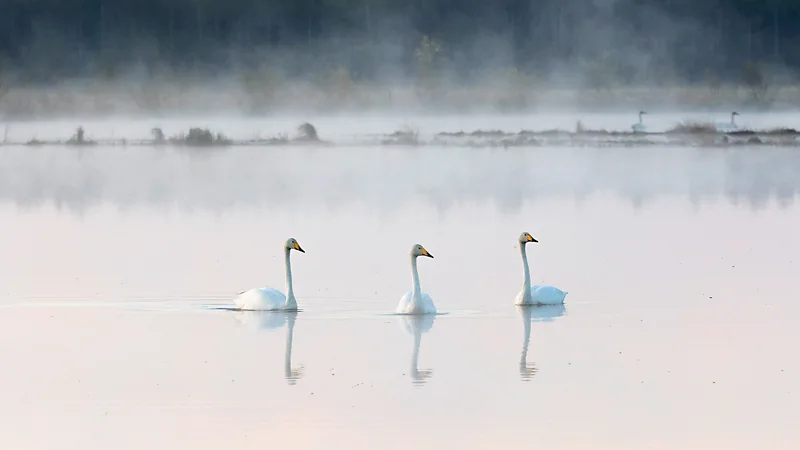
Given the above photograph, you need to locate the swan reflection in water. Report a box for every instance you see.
[517,304,566,381]
[234,310,304,385]
[398,314,437,386]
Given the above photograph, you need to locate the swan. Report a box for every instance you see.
[399,314,436,385]
[514,232,567,305]
[233,238,305,311]
[716,111,740,133]
[631,110,647,133]
[396,244,437,315]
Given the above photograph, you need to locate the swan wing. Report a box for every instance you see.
[419,292,437,314]
[529,285,568,305]
[234,287,287,311]
[396,292,414,314]
[715,122,737,132]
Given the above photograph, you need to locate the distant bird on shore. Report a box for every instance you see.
[631,110,647,133]
[716,111,740,133]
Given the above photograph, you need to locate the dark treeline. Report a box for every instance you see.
[1,0,800,85]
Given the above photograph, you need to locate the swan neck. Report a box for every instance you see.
[638,113,643,123]
[284,247,295,304]
[411,254,421,296]
[521,244,531,294]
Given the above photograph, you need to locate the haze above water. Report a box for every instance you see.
[1,113,798,450]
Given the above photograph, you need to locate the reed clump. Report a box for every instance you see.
[66,126,96,145]
[381,127,419,145]
[666,121,717,134]
[151,127,166,144]
[170,127,231,146]
[294,122,319,141]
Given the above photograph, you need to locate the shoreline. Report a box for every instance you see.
[2,124,798,148]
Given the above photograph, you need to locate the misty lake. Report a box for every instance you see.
[1,114,798,449]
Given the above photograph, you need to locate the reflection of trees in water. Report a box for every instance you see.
[723,149,798,210]
[0,145,798,214]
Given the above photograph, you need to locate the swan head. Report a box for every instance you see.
[732,111,740,116]
[411,244,434,259]
[284,238,305,253]
[639,110,647,116]
[518,232,538,244]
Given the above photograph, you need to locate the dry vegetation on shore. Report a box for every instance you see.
[5,119,800,149]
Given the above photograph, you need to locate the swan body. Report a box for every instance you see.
[234,287,289,311]
[631,110,647,133]
[520,285,568,305]
[716,111,739,133]
[514,232,567,305]
[396,244,437,315]
[234,238,305,311]
[397,291,436,315]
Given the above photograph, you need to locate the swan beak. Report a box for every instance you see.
[526,234,538,243]
[294,242,305,253]
[421,247,434,258]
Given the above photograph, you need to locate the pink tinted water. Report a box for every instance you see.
[0,144,798,450]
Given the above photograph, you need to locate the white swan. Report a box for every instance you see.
[631,110,647,133]
[514,232,567,305]
[716,111,740,133]
[233,238,305,311]
[396,244,437,315]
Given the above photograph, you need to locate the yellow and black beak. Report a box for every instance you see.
[420,247,434,258]
[293,242,305,253]
[526,234,538,243]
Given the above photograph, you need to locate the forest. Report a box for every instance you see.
[0,0,798,86]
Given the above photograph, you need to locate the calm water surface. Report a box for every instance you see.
[0,142,798,449]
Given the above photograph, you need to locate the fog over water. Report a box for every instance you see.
[0,113,798,450]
